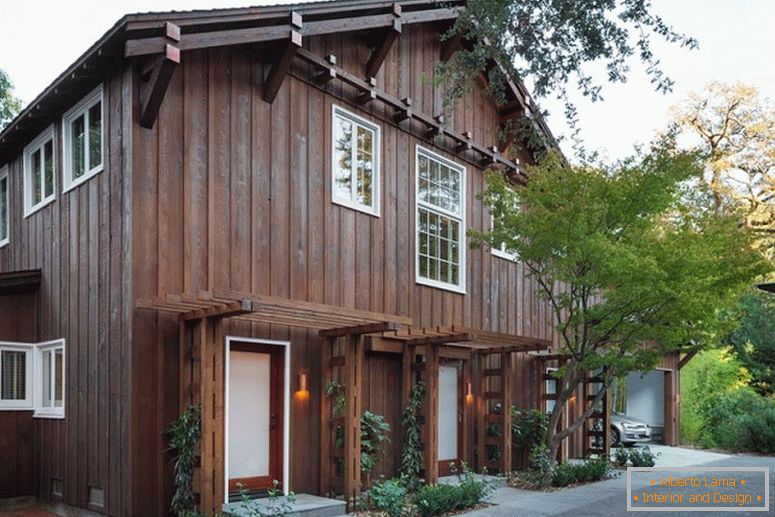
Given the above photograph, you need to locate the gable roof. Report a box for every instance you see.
[0,0,556,164]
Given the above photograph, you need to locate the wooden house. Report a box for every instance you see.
[0,1,681,515]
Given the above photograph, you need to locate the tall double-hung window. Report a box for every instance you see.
[23,126,56,216]
[415,146,466,293]
[331,105,380,215]
[0,166,8,247]
[63,85,104,191]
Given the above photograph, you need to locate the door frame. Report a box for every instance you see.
[437,359,464,477]
[224,336,291,499]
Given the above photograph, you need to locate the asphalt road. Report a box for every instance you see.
[461,445,775,516]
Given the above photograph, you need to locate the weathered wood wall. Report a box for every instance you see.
[0,69,133,515]
[131,23,557,510]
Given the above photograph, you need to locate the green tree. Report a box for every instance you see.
[471,142,769,460]
[0,68,22,130]
[437,0,696,122]
[725,291,775,396]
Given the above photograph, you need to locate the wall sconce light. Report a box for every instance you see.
[568,394,577,405]
[298,372,308,393]
[465,382,474,403]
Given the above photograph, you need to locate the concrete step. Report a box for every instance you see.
[224,493,346,517]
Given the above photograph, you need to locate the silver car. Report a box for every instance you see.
[611,412,651,447]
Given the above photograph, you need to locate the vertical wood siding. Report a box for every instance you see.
[132,25,557,505]
[0,70,133,515]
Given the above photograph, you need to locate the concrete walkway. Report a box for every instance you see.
[461,445,775,516]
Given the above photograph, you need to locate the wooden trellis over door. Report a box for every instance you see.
[535,354,568,462]
[476,350,513,475]
[582,369,611,457]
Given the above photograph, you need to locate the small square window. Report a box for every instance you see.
[63,85,104,192]
[331,105,380,216]
[52,478,64,498]
[88,486,105,508]
[0,166,8,247]
[23,126,56,216]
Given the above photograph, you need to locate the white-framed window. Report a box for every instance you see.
[545,367,558,414]
[0,344,33,410]
[415,146,466,293]
[0,339,65,417]
[62,85,104,192]
[491,186,519,261]
[23,125,56,216]
[35,340,65,418]
[331,104,380,216]
[0,165,8,247]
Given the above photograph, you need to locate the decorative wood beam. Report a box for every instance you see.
[678,350,698,370]
[139,43,180,129]
[318,321,400,338]
[365,5,402,79]
[501,352,513,473]
[343,334,364,511]
[263,29,302,103]
[393,97,413,123]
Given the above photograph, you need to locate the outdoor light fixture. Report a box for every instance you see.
[465,382,474,403]
[298,372,308,393]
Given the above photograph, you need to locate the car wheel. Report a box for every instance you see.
[610,427,620,447]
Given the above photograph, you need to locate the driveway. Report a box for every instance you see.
[461,445,775,516]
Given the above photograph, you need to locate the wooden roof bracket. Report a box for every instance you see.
[139,22,181,129]
[318,321,401,338]
[365,4,402,80]
[263,13,303,103]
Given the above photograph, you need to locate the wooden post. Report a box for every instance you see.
[424,343,440,484]
[476,353,486,473]
[500,352,513,474]
[343,334,364,510]
[401,344,414,407]
[603,375,612,457]
[320,336,332,495]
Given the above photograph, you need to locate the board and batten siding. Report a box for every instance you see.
[130,25,557,510]
[0,70,133,515]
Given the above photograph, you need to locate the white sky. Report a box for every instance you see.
[1,0,773,160]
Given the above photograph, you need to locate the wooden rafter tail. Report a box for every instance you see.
[364,4,402,79]
[139,42,180,129]
[318,321,401,338]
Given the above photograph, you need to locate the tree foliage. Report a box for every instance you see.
[725,291,775,396]
[670,82,775,258]
[437,0,697,113]
[0,68,22,130]
[471,141,769,458]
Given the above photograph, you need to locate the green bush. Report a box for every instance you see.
[613,447,629,468]
[628,446,658,467]
[706,389,775,454]
[367,477,408,517]
[552,457,611,487]
[414,469,491,516]
[511,408,548,452]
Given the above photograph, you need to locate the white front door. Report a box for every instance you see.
[438,364,460,462]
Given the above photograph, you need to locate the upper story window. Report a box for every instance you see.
[0,166,8,247]
[415,146,466,293]
[63,85,103,192]
[0,340,65,418]
[491,186,519,261]
[331,105,380,216]
[23,126,56,217]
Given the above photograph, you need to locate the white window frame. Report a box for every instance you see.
[23,125,56,217]
[0,165,9,248]
[414,145,467,294]
[0,343,33,410]
[62,85,104,193]
[34,339,66,419]
[491,185,519,261]
[330,104,381,216]
[545,367,558,415]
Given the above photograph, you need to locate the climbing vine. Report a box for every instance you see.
[166,404,201,517]
[399,381,426,491]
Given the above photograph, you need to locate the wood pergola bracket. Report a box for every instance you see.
[139,40,180,129]
[263,29,302,103]
[365,5,402,79]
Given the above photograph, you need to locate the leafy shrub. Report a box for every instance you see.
[511,408,548,452]
[360,411,391,478]
[414,469,491,516]
[367,477,408,517]
[234,480,296,517]
[166,405,201,517]
[613,446,629,468]
[400,382,425,491]
[708,390,775,454]
[552,457,611,487]
[628,446,658,467]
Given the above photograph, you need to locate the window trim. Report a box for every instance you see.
[62,85,104,194]
[0,343,33,410]
[22,125,57,217]
[0,165,9,248]
[414,145,467,294]
[33,339,66,419]
[330,104,381,217]
[491,213,519,261]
